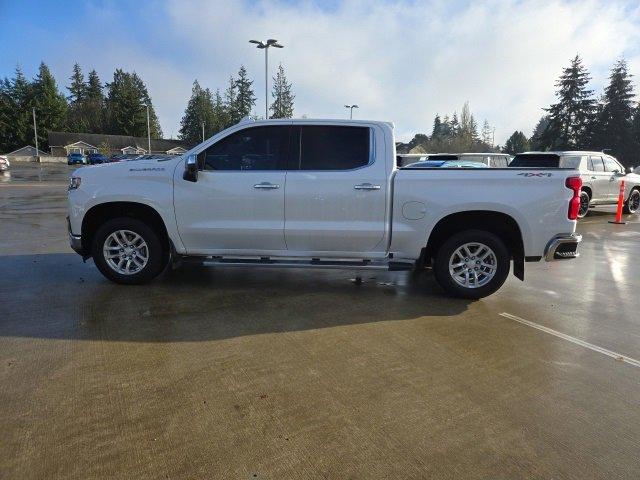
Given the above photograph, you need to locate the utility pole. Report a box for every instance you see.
[202,122,205,142]
[492,127,496,148]
[344,104,359,119]
[249,39,284,119]
[32,108,39,157]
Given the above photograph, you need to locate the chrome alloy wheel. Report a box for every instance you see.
[448,242,497,288]
[629,190,640,213]
[103,229,149,275]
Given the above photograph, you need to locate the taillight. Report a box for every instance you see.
[566,176,582,220]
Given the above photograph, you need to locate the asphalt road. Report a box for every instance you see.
[1,162,639,479]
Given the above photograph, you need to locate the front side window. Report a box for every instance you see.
[590,156,605,172]
[199,126,289,171]
[291,126,370,170]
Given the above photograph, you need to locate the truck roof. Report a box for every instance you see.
[236,117,395,129]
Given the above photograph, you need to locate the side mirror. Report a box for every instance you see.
[183,154,198,182]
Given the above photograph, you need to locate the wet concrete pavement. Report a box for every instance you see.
[1,162,639,479]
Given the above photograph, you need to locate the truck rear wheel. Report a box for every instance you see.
[433,229,510,299]
[92,217,166,285]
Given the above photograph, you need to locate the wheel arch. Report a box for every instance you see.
[422,210,525,280]
[81,201,171,257]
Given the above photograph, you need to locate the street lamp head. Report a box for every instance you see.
[266,38,278,45]
[272,43,284,48]
[352,105,359,109]
[249,39,266,48]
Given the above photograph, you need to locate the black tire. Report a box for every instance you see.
[623,188,640,214]
[433,229,510,299]
[577,191,590,218]
[92,217,167,285]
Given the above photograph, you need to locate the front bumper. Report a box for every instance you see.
[544,233,582,261]
[67,217,84,255]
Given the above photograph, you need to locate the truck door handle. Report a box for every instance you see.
[253,182,280,189]
[354,183,381,190]
[591,176,597,179]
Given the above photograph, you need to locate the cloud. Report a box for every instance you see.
[32,0,640,143]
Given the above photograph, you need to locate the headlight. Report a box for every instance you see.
[68,177,82,190]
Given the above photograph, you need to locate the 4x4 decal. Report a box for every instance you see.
[517,172,553,177]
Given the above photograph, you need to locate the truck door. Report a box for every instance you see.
[284,125,388,254]
[173,125,290,253]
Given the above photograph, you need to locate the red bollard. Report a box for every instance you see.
[609,179,627,225]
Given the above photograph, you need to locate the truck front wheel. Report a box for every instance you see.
[433,229,510,299]
[92,217,166,285]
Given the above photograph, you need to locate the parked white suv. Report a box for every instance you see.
[397,153,511,168]
[509,151,640,217]
[67,119,582,299]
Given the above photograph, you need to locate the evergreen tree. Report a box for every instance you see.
[503,131,530,154]
[223,75,238,125]
[539,55,596,150]
[179,80,215,146]
[481,120,492,145]
[469,115,479,141]
[450,112,459,138]
[212,88,229,133]
[431,114,443,138]
[0,67,33,152]
[67,63,88,132]
[234,66,256,121]
[269,64,294,119]
[105,69,161,139]
[85,70,105,133]
[592,59,636,167]
[530,115,550,150]
[31,62,68,149]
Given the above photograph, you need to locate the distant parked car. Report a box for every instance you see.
[509,151,640,217]
[0,155,9,171]
[135,154,174,161]
[110,153,141,162]
[87,152,108,165]
[404,159,489,169]
[67,153,86,165]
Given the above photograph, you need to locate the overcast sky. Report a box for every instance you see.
[2,0,640,143]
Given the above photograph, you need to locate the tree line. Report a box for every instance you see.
[0,63,162,152]
[397,101,497,154]
[504,55,640,168]
[178,63,294,146]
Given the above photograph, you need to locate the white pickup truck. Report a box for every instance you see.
[67,119,582,298]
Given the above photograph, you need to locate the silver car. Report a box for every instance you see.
[509,151,640,218]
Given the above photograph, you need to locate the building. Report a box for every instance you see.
[47,132,188,157]
[5,146,46,157]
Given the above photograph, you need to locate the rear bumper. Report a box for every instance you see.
[544,233,582,261]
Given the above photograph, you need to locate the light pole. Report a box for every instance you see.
[32,107,39,157]
[344,104,359,119]
[202,122,205,142]
[141,103,151,153]
[249,38,284,119]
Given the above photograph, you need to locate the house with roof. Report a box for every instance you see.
[47,132,189,157]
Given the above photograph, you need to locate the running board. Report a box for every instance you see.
[182,256,414,271]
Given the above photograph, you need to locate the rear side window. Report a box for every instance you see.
[559,156,582,168]
[509,154,560,167]
[590,156,605,172]
[492,156,509,168]
[603,156,622,172]
[291,126,370,170]
[199,126,290,171]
